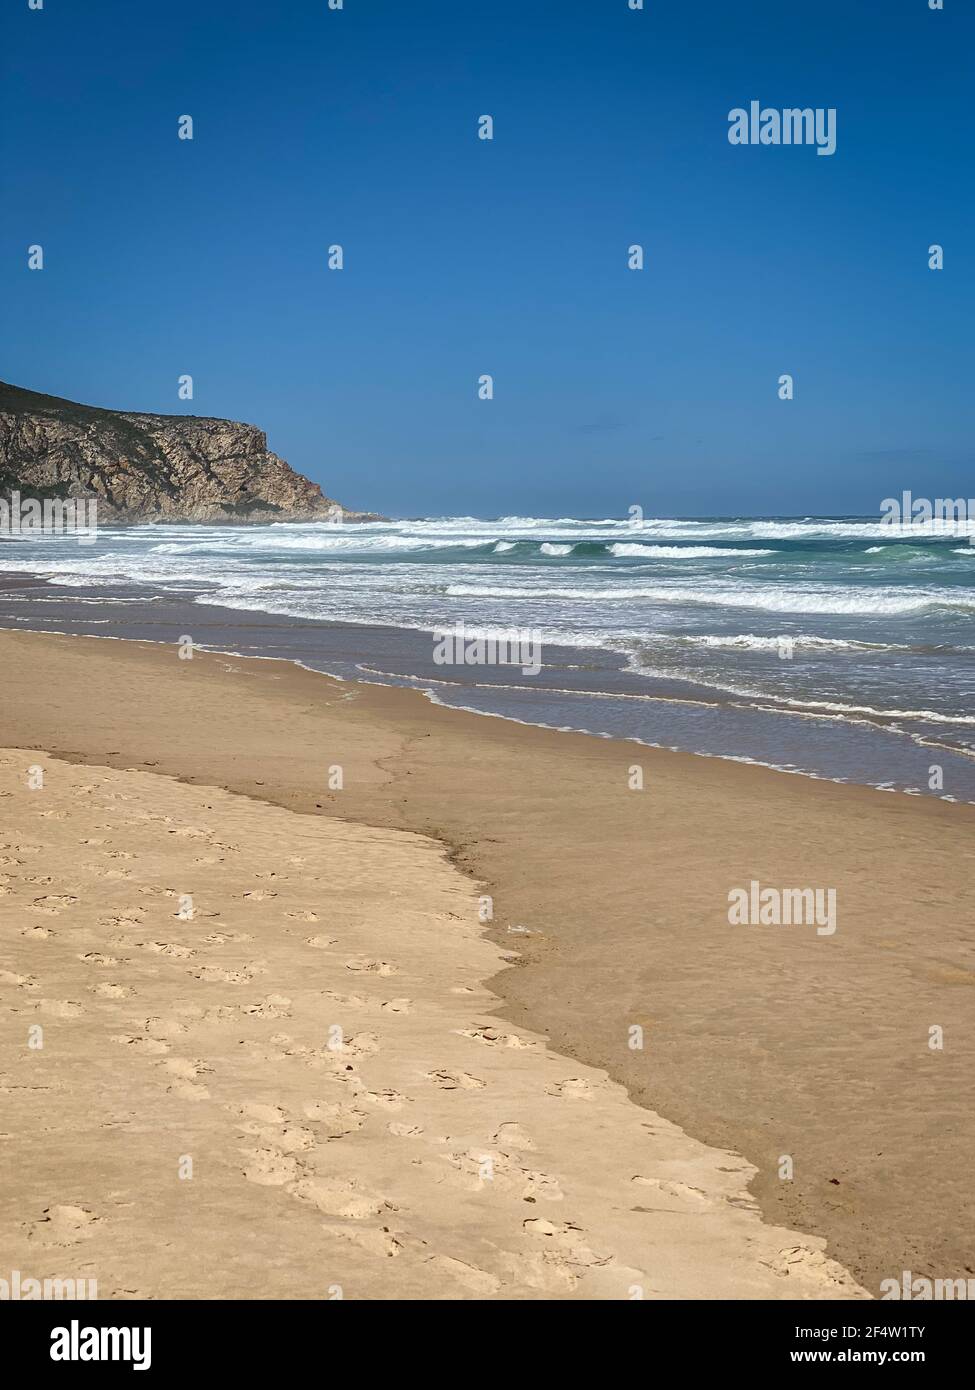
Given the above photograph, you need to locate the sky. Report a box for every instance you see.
[1,0,972,519]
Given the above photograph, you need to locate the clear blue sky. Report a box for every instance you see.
[2,0,971,518]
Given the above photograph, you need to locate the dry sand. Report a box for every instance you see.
[0,748,864,1299]
[1,628,973,1296]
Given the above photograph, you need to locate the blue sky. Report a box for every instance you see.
[2,0,971,517]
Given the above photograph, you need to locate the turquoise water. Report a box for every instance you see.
[3,514,975,798]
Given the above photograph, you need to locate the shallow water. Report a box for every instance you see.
[2,513,974,800]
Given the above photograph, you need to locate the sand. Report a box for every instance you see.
[1,627,972,1296]
[0,748,865,1299]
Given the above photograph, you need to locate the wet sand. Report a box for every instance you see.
[1,627,973,1294]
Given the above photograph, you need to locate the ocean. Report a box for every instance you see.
[2,514,975,801]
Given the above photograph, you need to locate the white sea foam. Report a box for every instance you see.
[444,581,973,616]
[609,543,775,558]
[660,632,896,652]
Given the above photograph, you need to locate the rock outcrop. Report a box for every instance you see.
[0,381,374,523]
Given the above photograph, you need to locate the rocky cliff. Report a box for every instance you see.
[0,381,371,523]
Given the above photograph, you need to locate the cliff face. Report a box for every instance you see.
[0,381,365,523]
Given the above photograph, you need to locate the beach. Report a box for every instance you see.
[0,743,864,1301]
[1,626,972,1298]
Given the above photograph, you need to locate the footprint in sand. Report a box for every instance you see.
[302,1100,368,1137]
[547,1078,593,1101]
[21,926,56,939]
[380,998,412,1014]
[321,1223,406,1259]
[330,1031,380,1058]
[30,895,78,914]
[630,1176,710,1206]
[199,1005,236,1025]
[145,1016,190,1040]
[358,1088,410,1113]
[139,941,195,960]
[90,982,132,999]
[242,890,277,901]
[231,1108,316,1153]
[520,1171,564,1202]
[521,1218,607,1267]
[289,1175,391,1220]
[26,1205,99,1247]
[388,1121,424,1138]
[166,1078,211,1101]
[37,1000,84,1019]
[0,970,37,989]
[267,1123,316,1151]
[190,965,262,984]
[241,1147,300,1187]
[285,910,318,922]
[77,953,123,968]
[161,1058,212,1101]
[491,1122,535,1151]
[441,1149,563,1202]
[456,1025,536,1050]
[164,1058,210,1087]
[345,958,397,977]
[764,1244,853,1288]
[424,1255,501,1296]
[502,1220,611,1290]
[110,1033,169,1055]
[268,1033,314,1058]
[101,912,148,928]
[424,1069,485,1091]
[322,991,368,1007]
[304,935,337,949]
[239,995,292,1019]
[236,1102,288,1125]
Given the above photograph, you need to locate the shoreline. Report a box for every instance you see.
[2,625,974,1293]
[1,567,973,804]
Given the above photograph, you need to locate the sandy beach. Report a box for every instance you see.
[0,745,866,1300]
[1,627,973,1298]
